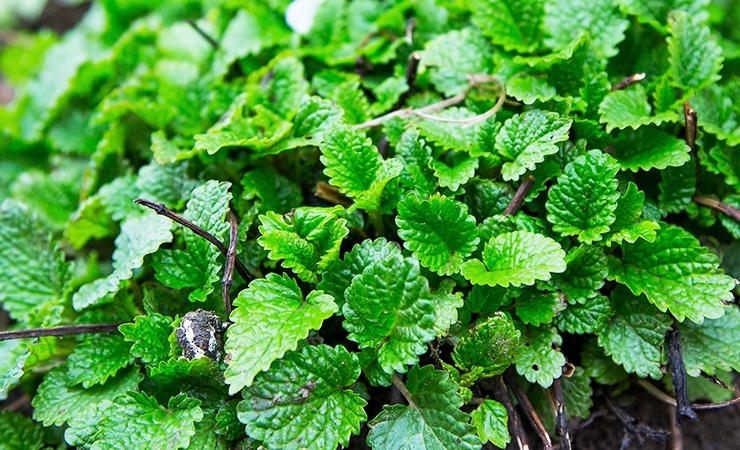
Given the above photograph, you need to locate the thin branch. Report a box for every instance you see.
[404,18,416,45]
[604,396,671,444]
[222,211,239,318]
[506,371,553,450]
[503,176,535,216]
[552,379,572,450]
[134,198,253,283]
[667,328,698,423]
[693,195,740,222]
[637,379,740,411]
[356,76,505,129]
[392,374,416,408]
[683,102,697,152]
[491,376,530,450]
[0,323,122,342]
[611,73,646,91]
[186,19,219,50]
[390,52,422,111]
[669,405,684,450]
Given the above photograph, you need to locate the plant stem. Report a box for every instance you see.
[491,376,530,450]
[134,198,253,283]
[637,378,740,410]
[222,211,239,318]
[504,176,535,216]
[186,19,219,50]
[692,195,740,222]
[667,328,697,423]
[611,73,646,91]
[391,374,416,408]
[604,395,671,444]
[683,102,697,152]
[505,371,553,450]
[390,51,421,111]
[0,323,122,342]
[551,379,572,450]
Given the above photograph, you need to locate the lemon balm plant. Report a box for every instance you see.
[0,0,739,449]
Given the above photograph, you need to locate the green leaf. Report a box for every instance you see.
[544,0,629,58]
[318,238,403,309]
[619,0,709,31]
[597,287,672,379]
[152,181,232,302]
[421,28,492,96]
[395,129,437,196]
[319,122,403,211]
[462,231,567,288]
[238,345,367,450]
[471,0,544,53]
[451,313,521,377]
[343,253,437,375]
[515,326,566,388]
[396,192,479,275]
[119,313,174,366]
[241,166,303,217]
[73,213,173,310]
[658,157,696,214]
[292,96,344,140]
[546,150,621,243]
[65,334,133,388]
[552,245,608,303]
[262,56,310,119]
[692,83,740,146]
[604,182,659,245]
[65,195,117,249]
[581,338,629,385]
[667,11,723,93]
[561,367,593,419]
[471,400,510,448]
[598,85,675,132]
[431,155,479,191]
[680,306,740,376]
[136,162,198,209]
[367,365,481,450]
[431,281,465,336]
[224,273,337,394]
[0,339,30,401]
[417,108,480,153]
[719,195,740,239]
[555,295,613,334]
[515,288,565,326]
[91,392,203,450]
[706,142,740,186]
[32,366,142,427]
[0,411,47,450]
[258,206,349,283]
[608,224,736,323]
[613,126,691,172]
[495,110,571,181]
[0,200,71,323]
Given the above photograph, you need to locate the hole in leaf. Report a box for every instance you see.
[532,364,539,371]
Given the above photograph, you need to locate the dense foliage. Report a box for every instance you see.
[0,0,739,448]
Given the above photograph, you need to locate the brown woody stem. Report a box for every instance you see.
[504,176,535,215]
[222,211,239,318]
[0,323,122,342]
[692,195,740,222]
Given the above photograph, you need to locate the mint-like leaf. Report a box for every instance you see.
[258,206,349,283]
[555,295,613,334]
[515,325,566,388]
[238,345,367,450]
[65,334,133,388]
[544,0,628,58]
[680,306,740,376]
[152,180,231,302]
[608,224,736,323]
[0,200,71,323]
[462,231,567,288]
[546,150,621,243]
[667,11,723,94]
[471,399,510,448]
[0,340,30,401]
[367,365,481,450]
[553,245,608,303]
[224,273,337,394]
[515,288,565,326]
[604,182,659,245]
[73,213,173,310]
[597,287,672,379]
[320,123,403,212]
[452,313,521,378]
[421,28,492,96]
[471,0,544,53]
[318,238,402,310]
[344,254,436,375]
[119,313,174,366]
[92,392,203,450]
[32,366,142,427]
[396,192,479,275]
[613,126,691,172]
[495,110,571,181]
